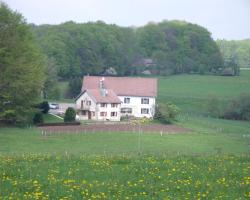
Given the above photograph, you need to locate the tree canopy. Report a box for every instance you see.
[217,39,250,69]
[32,20,223,78]
[0,3,44,124]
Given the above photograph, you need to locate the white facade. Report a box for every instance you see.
[118,96,155,118]
[75,91,121,121]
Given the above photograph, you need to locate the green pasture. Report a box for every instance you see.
[158,70,250,114]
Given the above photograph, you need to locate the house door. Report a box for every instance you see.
[88,111,91,119]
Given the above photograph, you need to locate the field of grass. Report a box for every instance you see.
[158,70,250,114]
[0,125,249,156]
[1,154,249,199]
[0,71,250,199]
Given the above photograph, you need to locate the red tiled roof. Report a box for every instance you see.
[82,76,157,97]
[87,89,122,103]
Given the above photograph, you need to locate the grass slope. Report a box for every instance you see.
[158,70,250,114]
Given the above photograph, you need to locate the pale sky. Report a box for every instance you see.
[4,0,250,40]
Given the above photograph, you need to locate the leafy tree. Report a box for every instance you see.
[32,20,223,78]
[67,77,82,98]
[0,3,45,124]
[64,107,76,122]
[217,39,250,69]
[43,57,59,99]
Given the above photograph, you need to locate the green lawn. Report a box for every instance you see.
[0,119,249,156]
[43,113,63,123]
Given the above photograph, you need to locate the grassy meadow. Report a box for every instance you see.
[158,70,250,114]
[0,71,250,199]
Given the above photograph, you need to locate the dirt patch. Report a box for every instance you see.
[39,123,188,134]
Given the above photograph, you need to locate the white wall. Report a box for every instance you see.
[97,103,121,121]
[118,96,155,118]
[76,92,121,121]
[75,92,97,120]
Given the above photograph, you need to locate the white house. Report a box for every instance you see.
[75,76,157,121]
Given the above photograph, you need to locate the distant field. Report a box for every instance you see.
[158,70,250,114]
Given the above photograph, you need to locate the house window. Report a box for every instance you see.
[121,108,132,114]
[100,112,107,117]
[124,98,130,104]
[92,112,95,117]
[81,110,87,115]
[81,100,83,108]
[87,101,91,106]
[111,112,117,117]
[111,103,118,108]
[141,108,149,114]
[100,103,107,107]
[141,98,149,104]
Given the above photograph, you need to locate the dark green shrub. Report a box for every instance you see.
[154,103,180,124]
[223,94,250,121]
[33,112,43,124]
[64,107,76,122]
[39,101,50,114]
[206,95,223,118]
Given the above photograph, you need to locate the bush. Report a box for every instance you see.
[33,112,43,124]
[154,103,180,124]
[39,101,50,114]
[223,94,250,121]
[64,107,76,122]
[206,95,222,118]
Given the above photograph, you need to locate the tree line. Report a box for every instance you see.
[217,39,250,69]
[32,20,224,79]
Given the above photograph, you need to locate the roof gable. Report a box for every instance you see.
[87,89,121,103]
[82,76,157,97]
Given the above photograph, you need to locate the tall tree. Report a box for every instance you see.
[0,2,45,124]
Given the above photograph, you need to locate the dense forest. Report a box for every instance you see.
[217,39,250,69]
[32,20,224,79]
